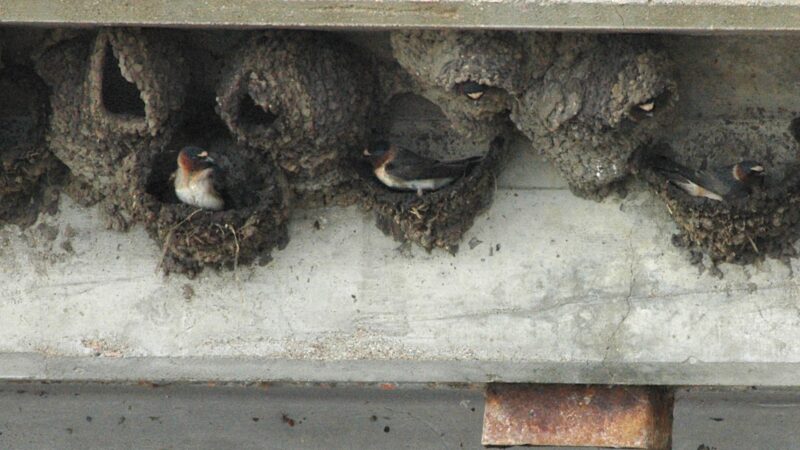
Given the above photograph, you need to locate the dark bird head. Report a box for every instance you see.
[177,146,217,173]
[733,160,766,185]
[363,141,395,168]
[455,81,489,100]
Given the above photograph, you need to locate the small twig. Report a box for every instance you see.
[157,209,202,273]
[227,224,241,275]
[748,235,759,254]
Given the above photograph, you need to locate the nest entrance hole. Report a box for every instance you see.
[381,93,492,161]
[790,117,800,144]
[101,44,146,117]
[239,93,277,129]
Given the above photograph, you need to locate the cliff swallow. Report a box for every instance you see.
[455,81,489,100]
[173,146,225,210]
[364,141,483,195]
[649,154,765,201]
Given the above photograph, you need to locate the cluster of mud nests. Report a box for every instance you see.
[5,26,797,274]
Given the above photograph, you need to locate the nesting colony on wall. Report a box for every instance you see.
[216,31,376,206]
[15,27,693,274]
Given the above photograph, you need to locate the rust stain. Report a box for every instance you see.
[482,384,673,449]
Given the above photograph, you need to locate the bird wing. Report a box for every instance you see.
[387,148,483,181]
[648,155,726,201]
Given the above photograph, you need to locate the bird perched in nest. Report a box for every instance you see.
[364,141,483,196]
[455,81,489,100]
[648,154,765,201]
[173,146,225,210]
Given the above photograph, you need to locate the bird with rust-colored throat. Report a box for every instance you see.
[364,141,483,196]
[173,146,226,211]
[649,154,765,202]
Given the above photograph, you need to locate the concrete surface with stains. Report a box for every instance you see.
[0,382,797,450]
[2,142,800,385]
[5,0,800,32]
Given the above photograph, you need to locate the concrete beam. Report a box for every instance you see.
[3,0,800,31]
[3,147,800,385]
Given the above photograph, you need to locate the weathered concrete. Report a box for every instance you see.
[2,140,800,385]
[5,0,800,31]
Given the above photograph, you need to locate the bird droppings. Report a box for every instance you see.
[181,284,195,300]
[635,119,800,265]
[281,414,296,427]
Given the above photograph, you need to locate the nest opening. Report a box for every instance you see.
[101,43,146,118]
[790,117,800,144]
[627,89,673,124]
[238,92,277,132]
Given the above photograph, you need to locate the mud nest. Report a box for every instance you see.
[116,129,290,276]
[389,30,528,141]
[0,65,65,226]
[358,135,509,253]
[636,123,800,264]
[216,31,376,203]
[35,28,187,205]
[512,34,677,199]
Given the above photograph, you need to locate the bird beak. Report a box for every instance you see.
[198,151,208,158]
[466,91,485,100]
[363,148,371,157]
[752,165,765,173]
[638,102,655,112]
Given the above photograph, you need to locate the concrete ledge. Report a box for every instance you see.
[2,149,800,385]
[4,0,800,31]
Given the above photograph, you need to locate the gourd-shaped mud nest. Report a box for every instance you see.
[358,135,509,253]
[216,31,376,206]
[636,119,800,264]
[512,34,677,199]
[35,28,187,226]
[389,30,525,142]
[118,126,290,276]
[0,65,65,226]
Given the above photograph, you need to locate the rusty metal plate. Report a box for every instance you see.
[482,384,673,449]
